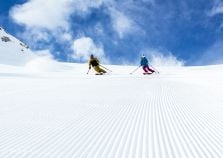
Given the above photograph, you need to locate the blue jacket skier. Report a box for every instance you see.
[140,55,155,74]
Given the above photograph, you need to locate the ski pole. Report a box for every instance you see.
[99,65,112,72]
[130,66,141,74]
[149,64,159,73]
[86,68,90,74]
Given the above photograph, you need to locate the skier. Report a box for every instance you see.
[140,55,155,74]
[88,54,106,75]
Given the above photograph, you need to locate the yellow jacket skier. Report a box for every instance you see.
[88,54,106,75]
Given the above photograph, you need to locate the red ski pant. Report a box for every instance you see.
[142,65,155,73]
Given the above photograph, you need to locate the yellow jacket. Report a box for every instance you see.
[89,58,99,68]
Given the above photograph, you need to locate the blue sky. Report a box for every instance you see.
[1,0,223,65]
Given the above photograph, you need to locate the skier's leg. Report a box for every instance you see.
[99,67,107,73]
[147,66,155,73]
[143,66,148,72]
[94,66,101,74]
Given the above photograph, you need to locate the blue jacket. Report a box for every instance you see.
[140,57,148,66]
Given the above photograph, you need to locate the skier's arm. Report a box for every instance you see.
[140,60,143,66]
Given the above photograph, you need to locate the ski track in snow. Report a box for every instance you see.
[0,65,223,158]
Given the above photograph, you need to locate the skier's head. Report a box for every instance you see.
[90,54,94,59]
[141,54,146,58]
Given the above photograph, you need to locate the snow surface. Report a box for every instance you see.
[0,62,223,158]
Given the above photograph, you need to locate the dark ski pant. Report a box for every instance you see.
[142,65,155,73]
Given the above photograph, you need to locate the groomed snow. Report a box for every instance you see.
[0,63,223,158]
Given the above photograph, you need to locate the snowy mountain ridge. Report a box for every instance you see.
[0,27,36,66]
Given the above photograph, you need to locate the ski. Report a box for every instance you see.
[143,72,153,75]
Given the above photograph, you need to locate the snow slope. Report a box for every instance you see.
[0,63,223,158]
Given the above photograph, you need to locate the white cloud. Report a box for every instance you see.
[72,0,104,14]
[209,2,223,16]
[9,0,108,42]
[72,37,108,63]
[18,28,51,44]
[10,0,108,30]
[109,8,136,38]
[61,32,72,41]
[9,0,111,51]
[10,0,77,50]
[141,48,184,67]
[10,0,74,30]
[10,0,140,39]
